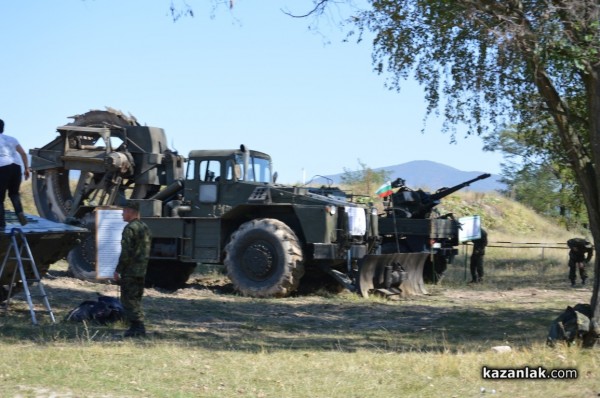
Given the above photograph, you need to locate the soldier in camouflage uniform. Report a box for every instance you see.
[567,238,593,287]
[469,228,488,283]
[113,201,151,337]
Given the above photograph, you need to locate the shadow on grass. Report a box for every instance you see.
[0,277,578,354]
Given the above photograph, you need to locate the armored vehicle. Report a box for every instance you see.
[29,109,426,298]
[378,174,491,282]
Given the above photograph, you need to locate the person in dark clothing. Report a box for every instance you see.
[0,119,30,229]
[113,201,151,337]
[469,228,488,283]
[567,238,593,287]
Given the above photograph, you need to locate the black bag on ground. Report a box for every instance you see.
[66,295,124,324]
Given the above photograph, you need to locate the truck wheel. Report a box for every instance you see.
[225,218,304,298]
[67,233,97,281]
[145,260,197,290]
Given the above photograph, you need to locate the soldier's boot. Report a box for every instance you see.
[124,321,146,338]
[571,279,576,287]
[582,278,587,286]
[16,212,27,226]
[9,194,27,226]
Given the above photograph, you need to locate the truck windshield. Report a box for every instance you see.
[248,155,272,183]
[233,153,272,183]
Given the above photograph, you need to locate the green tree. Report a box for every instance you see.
[487,127,587,229]
[340,159,390,200]
[502,161,586,228]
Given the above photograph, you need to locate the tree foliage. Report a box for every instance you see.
[487,127,588,229]
[501,160,587,229]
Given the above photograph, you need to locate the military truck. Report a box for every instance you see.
[29,109,428,298]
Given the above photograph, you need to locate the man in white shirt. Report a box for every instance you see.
[0,119,30,228]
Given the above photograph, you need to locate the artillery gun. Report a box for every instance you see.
[379,173,491,282]
[29,109,429,298]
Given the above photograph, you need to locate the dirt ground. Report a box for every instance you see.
[41,262,592,302]
[14,264,589,351]
[42,269,590,308]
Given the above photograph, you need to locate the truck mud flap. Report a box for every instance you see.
[357,252,429,298]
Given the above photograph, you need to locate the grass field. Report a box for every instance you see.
[0,250,598,398]
[1,183,598,397]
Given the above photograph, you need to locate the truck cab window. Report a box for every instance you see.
[249,156,272,183]
[199,160,221,182]
[186,159,196,180]
[226,160,242,181]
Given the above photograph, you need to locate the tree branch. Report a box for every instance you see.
[281,0,330,18]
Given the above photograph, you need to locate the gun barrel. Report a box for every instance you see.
[429,173,491,201]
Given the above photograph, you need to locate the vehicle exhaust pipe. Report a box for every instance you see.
[149,180,184,201]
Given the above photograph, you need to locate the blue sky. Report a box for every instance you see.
[1,0,505,185]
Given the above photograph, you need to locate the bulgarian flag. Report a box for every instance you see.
[375,181,393,198]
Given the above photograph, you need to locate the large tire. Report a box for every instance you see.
[224,218,304,298]
[31,109,149,281]
[60,211,96,281]
[32,109,141,222]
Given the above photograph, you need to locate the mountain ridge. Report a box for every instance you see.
[324,159,505,192]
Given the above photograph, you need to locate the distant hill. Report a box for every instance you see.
[324,160,505,192]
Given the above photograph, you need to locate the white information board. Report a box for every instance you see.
[95,207,128,279]
[458,215,482,243]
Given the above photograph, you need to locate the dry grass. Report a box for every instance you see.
[1,183,598,397]
[439,190,588,239]
[1,344,597,398]
[0,253,598,397]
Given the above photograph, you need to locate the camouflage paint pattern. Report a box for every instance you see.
[116,219,151,323]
